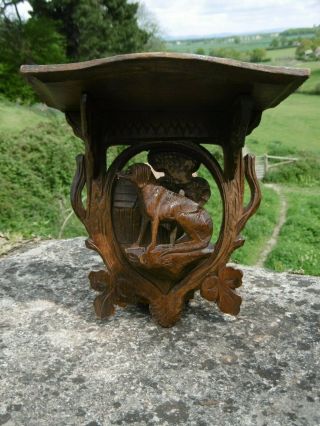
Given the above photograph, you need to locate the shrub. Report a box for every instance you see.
[249,48,267,63]
[262,141,320,186]
[263,158,320,186]
[0,121,85,237]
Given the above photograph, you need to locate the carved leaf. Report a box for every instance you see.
[217,284,242,316]
[200,276,219,302]
[220,266,243,289]
[200,267,243,316]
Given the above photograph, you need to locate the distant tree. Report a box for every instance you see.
[281,26,319,37]
[0,0,156,100]
[137,3,166,52]
[295,39,313,60]
[0,0,66,100]
[234,36,240,44]
[295,37,320,60]
[29,0,150,60]
[209,47,242,60]
[195,47,205,55]
[279,35,288,48]
[270,38,279,49]
[249,48,267,63]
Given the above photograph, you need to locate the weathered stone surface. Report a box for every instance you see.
[0,238,319,426]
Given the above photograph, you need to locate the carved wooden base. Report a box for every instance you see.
[71,135,261,327]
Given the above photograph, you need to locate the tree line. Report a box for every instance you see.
[0,0,163,101]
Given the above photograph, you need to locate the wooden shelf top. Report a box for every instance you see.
[21,52,309,113]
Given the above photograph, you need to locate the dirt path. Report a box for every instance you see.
[256,184,287,268]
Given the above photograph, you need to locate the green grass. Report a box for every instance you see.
[0,97,55,133]
[267,47,296,62]
[199,160,280,266]
[0,120,86,238]
[263,154,320,187]
[247,93,320,156]
[265,188,320,275]
[231,185,280,265]
[298,63,320,94]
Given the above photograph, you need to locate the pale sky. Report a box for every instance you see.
[19,0,320,39]
[140,0,320,38]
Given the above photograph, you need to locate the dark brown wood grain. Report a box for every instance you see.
[20,52,309,113]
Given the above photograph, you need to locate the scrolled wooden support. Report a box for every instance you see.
[238,154,262,232]
[70,154,86,221]
[88,270,116,318]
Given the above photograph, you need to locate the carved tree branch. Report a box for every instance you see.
[238,154,262,233]
[70,154,86,221]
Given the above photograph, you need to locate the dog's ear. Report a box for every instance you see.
[133,164,154,186]
[142,164,153,183]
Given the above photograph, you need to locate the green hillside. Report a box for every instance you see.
[248,93,320,155]
[0,112,85,239]
[0,97,52,133]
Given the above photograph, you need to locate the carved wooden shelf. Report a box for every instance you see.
[21,53,309,327]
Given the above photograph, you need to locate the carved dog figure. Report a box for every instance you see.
[119,163,213,255]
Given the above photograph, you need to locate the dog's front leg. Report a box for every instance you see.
[146,216,159,253]
[133,214,149,247]
[170,226,177,246]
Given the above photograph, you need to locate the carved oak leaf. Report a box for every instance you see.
[89,270,116,319]
[200,267,243,315]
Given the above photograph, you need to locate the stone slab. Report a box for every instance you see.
[0,238,319,426]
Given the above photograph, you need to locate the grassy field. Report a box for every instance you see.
[166,36,273,54]
[265,187,319,275]
[247,93,320,156]
[0,118,85,239]
[298,62,320,94]
[231,185,280,265]
[267,47,296,61]
[165,31,316,55]
[198,165,280,266]
[166,39,320,96]
[0,97,53,133]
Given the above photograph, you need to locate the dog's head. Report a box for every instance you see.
[118,163,155,188]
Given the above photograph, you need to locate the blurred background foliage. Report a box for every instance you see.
[0,0,164,101]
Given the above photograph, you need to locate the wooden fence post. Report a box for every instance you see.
[264,154,268,174]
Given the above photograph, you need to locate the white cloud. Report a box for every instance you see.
[16,0,320,38]
[140,0,320,37]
